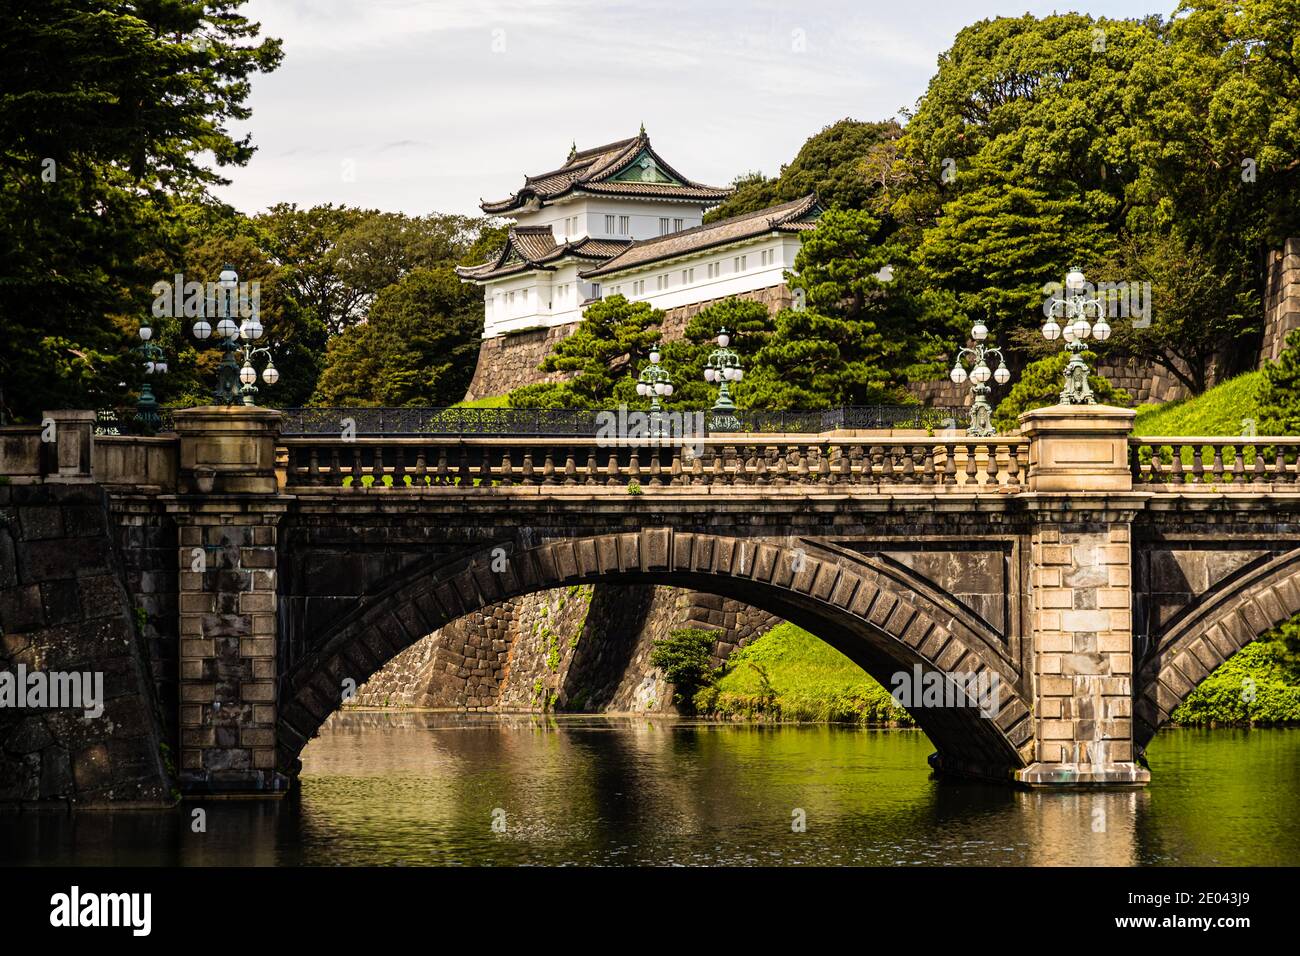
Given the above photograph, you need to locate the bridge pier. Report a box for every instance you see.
[169,407,290,794]
[1016,405,1149,788]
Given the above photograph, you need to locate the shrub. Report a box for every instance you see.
[649,629,718,701]
[1172,641,1300,726]
[993,350,1130,433]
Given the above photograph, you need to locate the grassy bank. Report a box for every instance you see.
[1132,371,1265,436]
[694,622,913,724]
[454,394,509,408]
[691,620,1300,729]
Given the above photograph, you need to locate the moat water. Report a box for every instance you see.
[4,712,1298,866]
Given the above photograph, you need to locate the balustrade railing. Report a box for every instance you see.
[1130,436,1300,488]
[280,436,1028,493]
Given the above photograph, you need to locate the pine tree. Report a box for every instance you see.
[1259,328,1300,435]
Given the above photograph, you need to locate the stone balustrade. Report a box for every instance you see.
[279,435,1031,492]
[1130,436,1300,488]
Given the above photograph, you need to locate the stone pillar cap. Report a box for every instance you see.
[40,409,98,421]
[1018,403,1136,435]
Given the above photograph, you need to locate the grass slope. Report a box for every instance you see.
[1132,371,1265,437]
[695,622,912,724]
[454,394,509,408]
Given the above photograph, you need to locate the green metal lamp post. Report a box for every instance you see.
[190,265,278,406]
[703,327,743,432]
[134,318,168,431]
[1042,267,1112,404]
[636,342,674,437]
[949,320,1011,437]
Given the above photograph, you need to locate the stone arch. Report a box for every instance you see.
[277,530,1033,782]
[1135,547,1300,745]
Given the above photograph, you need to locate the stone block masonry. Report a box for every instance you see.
[13,400,1300,796]
[1019,520,1143,785]
[0,483,172,806]
[1259,237,1300,364]
[169,406,289,793]
[350,606,512,709]
[173,509,287,791]
[352,583,782,715]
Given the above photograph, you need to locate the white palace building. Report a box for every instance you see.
[456,131,821,397]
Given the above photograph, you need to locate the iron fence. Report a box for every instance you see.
[94,407,175,436]
[276,405,971,437]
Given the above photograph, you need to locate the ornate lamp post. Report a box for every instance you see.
[703,327,743,431]
[190,265,278,406]
[635,342,674,437]
[949,320,1011,437]
[1042,266,1112,404]
[134,317,168,430]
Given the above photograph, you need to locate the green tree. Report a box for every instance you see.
[743,209,944,408]
[254,203,374,336]
[1099,234,1259,395]
[993,350,1131,432]
[1258,328,1300,436]
[0,0,281,421]
[669,297,778,410]
[508,295,663,408]
[706,119,902,221]
[313,267,480,407]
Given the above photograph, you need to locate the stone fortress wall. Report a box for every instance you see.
[352,585,779,715]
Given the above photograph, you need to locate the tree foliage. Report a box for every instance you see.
[1258,328,1300,436]
[508,295,663,409]
[312,267,481,407]
[992,350,1131,433]
[0,0,282,421]
[743,209,945,408]
[706,119,902,221]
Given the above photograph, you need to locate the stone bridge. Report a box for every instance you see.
[3,405,1300,800]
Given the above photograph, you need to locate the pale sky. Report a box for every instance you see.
[214,0,1181,219]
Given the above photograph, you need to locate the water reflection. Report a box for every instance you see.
[2,713,1296,866]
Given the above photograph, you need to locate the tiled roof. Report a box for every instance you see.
[455,228,632,281]
[578,194,822,278]
[480,132,729,214]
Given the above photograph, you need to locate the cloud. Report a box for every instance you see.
[215,0,1181,216]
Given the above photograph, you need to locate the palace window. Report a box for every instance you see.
[657,274,668,290]
[618,215,630,235]
[734,255,747,271]
[605,215,615,234]
[707,262,720,279]
[591,283,602,299]
[659,217,671,235]
[674,218,684,232]
[682,267,695,284]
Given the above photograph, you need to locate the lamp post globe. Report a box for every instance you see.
[188,266,278,406]
[703,327,743,432]
[951,320,1011,438]
[636,340,674,437]
[1043,266,1112,404]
